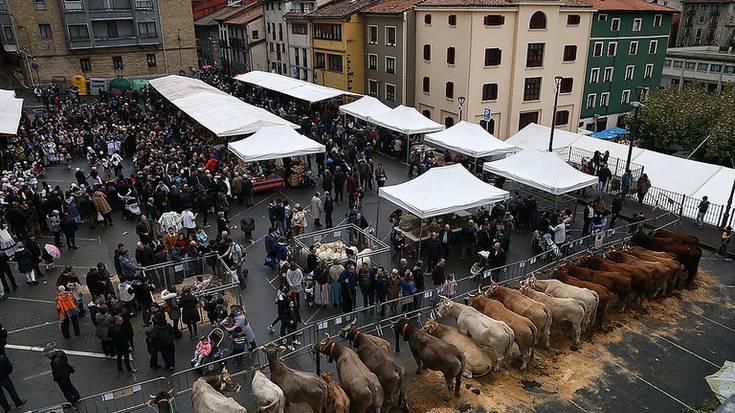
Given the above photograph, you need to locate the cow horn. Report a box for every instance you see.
[438,294,449,300]
[429,311,436,320]
[149,394,156,400]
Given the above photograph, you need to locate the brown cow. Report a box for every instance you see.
[518,282,586,350]
[563,263,632,311]
[631,231,701,285]
[319,372,350,413]
[605,249,672,296]
[484,283,552,348]
[578,255,652,302]
[626,246,688,291]
[552,269,612,329]
[467,293,537,370]
[653,229,700,246]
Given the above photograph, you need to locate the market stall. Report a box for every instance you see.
[235,70,359,103]
[0,89,16,98]
[228,125,326,190]
[0,95,23,135]
[338,95,391,121]
[366,105,445,161]
[423,121,517,173]
[378,164,509,254]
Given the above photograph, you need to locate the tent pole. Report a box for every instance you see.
[375,197,381,243]
[417,219,424,261]
[406,133,410,163]
[474,157,479,175]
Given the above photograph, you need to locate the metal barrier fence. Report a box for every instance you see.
[292,223,392,268]
[142,253,236,293]
[642,185,734,228]
[71,377,170,413]
[556,146,646,185]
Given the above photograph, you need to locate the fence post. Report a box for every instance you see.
[679,193,686,218]
[615,158,620,177]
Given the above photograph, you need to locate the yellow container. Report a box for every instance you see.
[71,75,88,96]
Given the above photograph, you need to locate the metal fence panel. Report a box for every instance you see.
[72,377,170,413]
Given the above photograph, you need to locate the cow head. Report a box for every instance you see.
[483,282,499,296]
[339,320,359,345]
[320,370,335,383]
[421,318,438,334]
[316,334,337,362]
[435,298,453,318]
[147,389,174,413]
[260,343,286,363]
[517,280,529,293]
[218,368,242,393]
[526,274,537,287]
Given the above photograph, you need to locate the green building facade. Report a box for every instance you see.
[580,2,674,132]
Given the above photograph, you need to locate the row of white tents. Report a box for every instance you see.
[0,89,23,136]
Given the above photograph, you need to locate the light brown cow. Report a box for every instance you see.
[319,371,350,413]
[527,276,598,331]
[192,377,247,413]
[466,293,537,370]
[421,318,495,378]
[519,282,586,350]
[485,283,552,348]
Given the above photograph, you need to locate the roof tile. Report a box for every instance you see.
[225,4,264,24]
[306,0,376,18]
[361,0,425,14]
[583,0,675,11]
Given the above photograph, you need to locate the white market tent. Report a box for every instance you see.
[338,96,391,121]
[0,89,15,98]
[149,75,297,137]
[235,71,359,103]
[378,164,509,219]
[367,105,445,135]
[633,150,723,197]
[506,123,583,151]
[228,125,326,162]
[0,96,23,135]
[424,121,517,159]
[483,148,598,195]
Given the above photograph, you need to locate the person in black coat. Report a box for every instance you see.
[145,313,175,370]
[108,316,137,373]
[0,322,6,355]
[44,347,80,404]
[437,224,454,261]
[135,242,155,268]
[178,288,200,338]
[0,253,17,293]
[0,353,26,412]
[431,259,447,286]
[323,193,334,228]
[59,213,79,249]
[24,235,44,279]
[423,232,442,270]
[476,223,493,253]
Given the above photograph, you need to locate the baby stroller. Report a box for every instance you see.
[532,230,561,258]
[297,170,317,189]
[197,327,228,373]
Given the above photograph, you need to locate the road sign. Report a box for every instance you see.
[483,107,492,120]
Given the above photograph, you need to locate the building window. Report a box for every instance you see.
[526,43,544,68]
[368,25,377,44]
[385,26,396,46]
[621,89,630,104]
[649,40,658,54]
[252,30,259,40]
[593,42,603,57]
[484,15,504,26]
[448,15,457,26]
[523,77,541,101]
[625,65,634,80]
[563,45,577,62]
[68,24,89,40]
[664,59,671,67]
[597,13,607,21]
[146,53,156,67]
[422,76,430,93]
[446,47,455,65]
[586,93,596,109]
[445,81,454,99]
[567,15,580,25]
[445,116,454,127]
[672,60,682,68]
[368,79,378,97]
[529,11,546,29]
[112,56,124,70]
[482,83,498,101]
[640,87,649,101]
[725,65,735,74]
[632,18,642,32]
[611,17,620,32]
[314,52,325,69]
[710,63,722,73]
[368,53,377,70]
[608,42,617,56]
[314,24,341,40]
[422,109,431,118]
[423,44,431,61]
[385,83,396,102]
[629,41,638,55]
[600,92,609,107]
[555,110,570,126]
[292,23,307,35]
[34,0,46,10]
[79,58,91,72]
[138,22,157,38]
[39,24,52,39]
[604,67,613,82]
[386,56,396,74]
[480,119,495,134]
[654,14,662,27]
[560,77,573,93]
[424,14,431,24]
[590,67,599,83]
[644,63,653,78]
[484,48,501,66]
[135,0,153,9]
[327,54,342,72]
[685,61,696,70]
[518,111,539,130]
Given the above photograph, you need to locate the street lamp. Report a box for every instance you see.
[626,101,644,172]
[548,76,563,152]
[722,179,735,228]
[457,96,466,122]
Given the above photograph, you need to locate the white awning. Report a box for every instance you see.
[633,150,723,197]
[506,123,583,151]
[0,97,23,135]
[228,125,326,162]
[338,96,391,121]
[424,121,517,158]
[378,164,509,219]
[368,105,445,135]
[235,71,359,103]
[483,149,598,195]
[0,89,15,98]
[149,75,297,137]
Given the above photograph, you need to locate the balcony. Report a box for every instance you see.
[63,1,84,12]
[88,0,132,12]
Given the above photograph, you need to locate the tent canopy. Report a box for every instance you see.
[634,150,723,197]
[228,125,325,163]
[592,127,628,140]
[571,133,645,162]
[378,164,509,219]
[149,75,297,137]
[235,71,359,103]
[0,97,23,135]
[338,96,391,121]
[424,121,517,158]
[368,105,445,135]
[483,148,598,195]
[506,123,583,151]
[0,89,16,98]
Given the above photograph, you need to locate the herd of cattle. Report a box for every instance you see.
[147,229,702,413]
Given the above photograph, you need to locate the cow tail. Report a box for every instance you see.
[590,292,599,327]
[504,326,515,361]
[543,307,552,342]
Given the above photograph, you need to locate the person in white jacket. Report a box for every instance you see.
[311,193,323,228]
[285,261,303,308]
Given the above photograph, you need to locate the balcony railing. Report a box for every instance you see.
[64,1,84,11]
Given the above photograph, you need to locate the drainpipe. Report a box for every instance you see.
[155,0,170,73]
[401,11,407,105]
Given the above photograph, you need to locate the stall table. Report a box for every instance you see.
[253,176,285,193]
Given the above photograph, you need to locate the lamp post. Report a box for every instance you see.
[626,101,644,172]
[177,28,183,68]
[722,178,735,228]
[548,75,563,152]
[457,96,466,122]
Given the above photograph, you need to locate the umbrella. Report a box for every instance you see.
[582,190,605,203]
[707,361,735,403]
[44,244,61,259]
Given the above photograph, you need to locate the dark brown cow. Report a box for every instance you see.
[631,231,702,285]
[552,269,612,328]
[653,229,700,246]
[562,263,632,311]
[605,249,672,295]
[578,255,652,302]
[626,246,688,291]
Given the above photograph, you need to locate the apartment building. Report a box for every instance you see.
[0,0,197,83]
[195,4,248,68]
[262,0,289,74]
[580,0,674,132]
[676,0,735,47]
[361,0,421,107]
[306,0,372,93]
[218,2,267,74]
[414,0,593,139]
[662,45,735,90]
